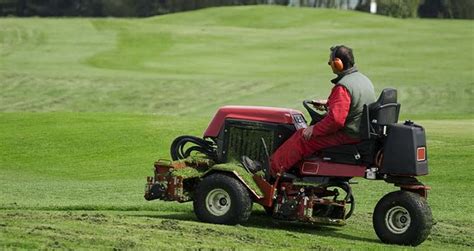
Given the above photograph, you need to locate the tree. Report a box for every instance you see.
[357,0,421,18]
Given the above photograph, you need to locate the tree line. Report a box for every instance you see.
[0,0,472,19]
[356,0,473,19]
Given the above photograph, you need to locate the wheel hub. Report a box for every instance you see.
[400,216,408,224]
[205,188,231,216]
[385,206,411,234]
[219,198,227,206]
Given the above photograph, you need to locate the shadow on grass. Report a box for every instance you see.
[0,204,191,213]
[132,210,380,244]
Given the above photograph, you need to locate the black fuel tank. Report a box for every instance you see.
[381,122,428,176]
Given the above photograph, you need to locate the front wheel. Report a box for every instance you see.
[193,173,252,225]
[373,191,433,246]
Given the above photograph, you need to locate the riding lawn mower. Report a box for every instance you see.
[144,88,433,246]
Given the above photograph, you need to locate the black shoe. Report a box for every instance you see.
[241,156,262,174]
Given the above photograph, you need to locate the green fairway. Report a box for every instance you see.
[1,5,473,250]
[1,113,473,249]
[1,6,473,117]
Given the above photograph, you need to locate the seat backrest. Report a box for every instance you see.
[359,88,400,139]
[369,88,400,125]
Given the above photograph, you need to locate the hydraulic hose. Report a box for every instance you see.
[170,135,217,161]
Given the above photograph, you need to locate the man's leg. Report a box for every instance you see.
[270,129,358,175]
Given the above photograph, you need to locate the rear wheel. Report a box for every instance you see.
[193,173,252,225]
[373,191,432,246]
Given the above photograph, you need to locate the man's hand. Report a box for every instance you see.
[312,99,328,111]
[303,125,314,140]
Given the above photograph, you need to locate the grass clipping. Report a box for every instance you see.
[211,162,264,197]
[170,158,264,197]
[171,166,203,179]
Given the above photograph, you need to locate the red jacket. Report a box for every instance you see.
[312,85,351,137]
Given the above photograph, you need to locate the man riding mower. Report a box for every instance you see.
[144,46,433,246]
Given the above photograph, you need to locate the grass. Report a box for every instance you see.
[0,113,472,249]
[0,5,473,250]
[0,6,473,117]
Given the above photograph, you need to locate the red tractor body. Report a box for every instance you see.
[204,106,306,137]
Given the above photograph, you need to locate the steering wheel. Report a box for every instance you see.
[303,100,326,126]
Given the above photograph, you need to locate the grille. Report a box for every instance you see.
[225,125,274,163]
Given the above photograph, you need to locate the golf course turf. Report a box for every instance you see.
[1,6,473,249]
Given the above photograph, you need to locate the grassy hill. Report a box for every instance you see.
[1,6,472,117]
[0,6,473,250]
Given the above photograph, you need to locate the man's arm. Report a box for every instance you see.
[303,85,351,140]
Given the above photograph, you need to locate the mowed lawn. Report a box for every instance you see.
[0,6,473,250]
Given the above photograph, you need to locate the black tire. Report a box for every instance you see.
[193,173,252,225]
[373,191,433,246]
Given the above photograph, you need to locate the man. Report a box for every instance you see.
[244,45,376,176]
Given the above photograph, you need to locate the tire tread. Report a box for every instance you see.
[373,190,433,246]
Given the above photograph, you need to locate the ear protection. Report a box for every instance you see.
[330,46,344,72]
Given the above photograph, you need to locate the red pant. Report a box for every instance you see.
[270,129,359,175]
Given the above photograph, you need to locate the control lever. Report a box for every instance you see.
[261,137,272,181]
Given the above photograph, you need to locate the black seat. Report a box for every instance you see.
[365,88,400,137]
[319,88,401,165]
